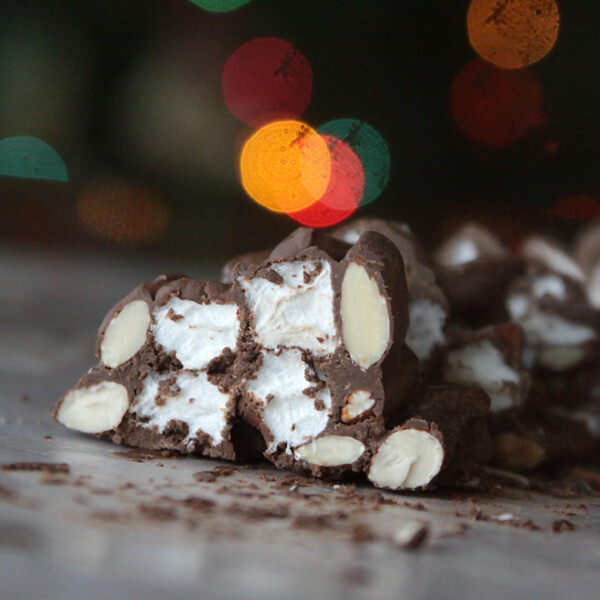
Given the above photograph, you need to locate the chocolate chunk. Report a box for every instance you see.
[506,256,599,374]
[443,322,531,413]
[333,217,449,368]
[235,230,419,477]
[221,249,270,284]
[434,222,522,326]
[367,383,492,490]
[490,409,597,472]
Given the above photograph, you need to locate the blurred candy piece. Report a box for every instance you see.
[467,0,560,69]
[287,136,364,228]
[0,136,67,182]
[318,119,390,206]
[450,58,546,148]
[222,38,312,127]
[240,120,331,213]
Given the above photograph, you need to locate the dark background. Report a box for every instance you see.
[1,0,599,260]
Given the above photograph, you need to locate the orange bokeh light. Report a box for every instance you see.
[467,0,560,69]
[77,180,169,245]
[240,120,332,213]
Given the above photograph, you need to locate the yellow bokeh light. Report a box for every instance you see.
[467,0,560,69]
[240,120,331,213]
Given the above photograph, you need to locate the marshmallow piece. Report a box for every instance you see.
[56,381,129,434]
[153,297,241,370]
[245,349,332,452]
[134,370,232,446]
[239,259,339,357]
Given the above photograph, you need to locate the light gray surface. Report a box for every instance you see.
[1,244,600,600]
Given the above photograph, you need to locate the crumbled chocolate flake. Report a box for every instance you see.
[166,308,184,322]
[138,504,177,521]
[193,471,218,483]
[180,497,217,511]
[158,376,180,398]
[0,462,69,474]
[314,398,326,411]
[292,514,332,529]
[552,519,576,533]
[351,523,375,542]
[212,466,236,477]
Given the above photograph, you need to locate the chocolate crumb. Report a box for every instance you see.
[166,308,184,322]
[1,462,69,474]
[193,471,218,483]
[138,504,177,521]
[552,519,576,533]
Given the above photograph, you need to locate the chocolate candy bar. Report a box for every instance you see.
[234,231,420,476]
[442,323,531,413]
[367,383,492,490]
[332,217,449,368]
[433,222,521,326]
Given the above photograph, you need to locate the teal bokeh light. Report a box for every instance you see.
[317,119,390,206]
[0,136,68,182]
[188,0,252,13]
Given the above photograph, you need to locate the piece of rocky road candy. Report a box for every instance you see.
[490,409,597,472]
[333,217,449,368]
[443,323,531,413]
[367,383,491,490]
[235,230,419,476]
[53,365,262,460]
[506,250,599,373]
[96,274,183,371]
[434,222,521,325]
[55,276,261,460]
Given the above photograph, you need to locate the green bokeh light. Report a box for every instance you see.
[0,136,68,182]
[317,119,390,206]
[188,0,252,13]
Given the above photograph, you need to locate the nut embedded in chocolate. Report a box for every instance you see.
[367,383,492,490]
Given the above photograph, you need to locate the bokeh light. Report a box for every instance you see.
[450,58,546,148]
[77,180,169,245]
[467,0,560,69]
[222,37,313,127]
[547,195,600,221]
[0,136,67,181]
[240,120,331,213]
[189,0,252,12]
[317,119,389,207]
[287,135,364,228]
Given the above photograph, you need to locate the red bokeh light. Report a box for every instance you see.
[222,37,313,127]
[287,135,364,228]
[450,58,547,148]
